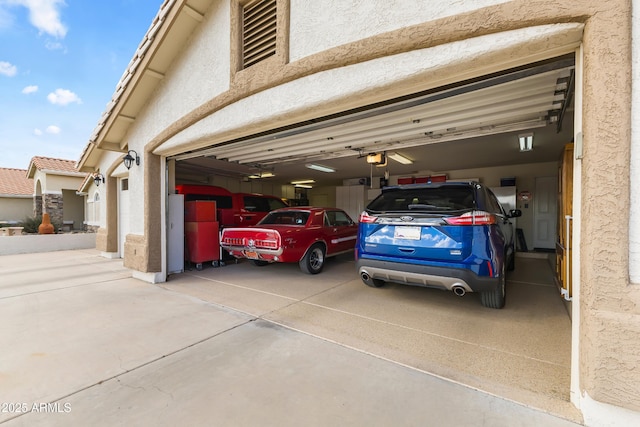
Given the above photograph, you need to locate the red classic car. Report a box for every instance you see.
[220,207,357,274]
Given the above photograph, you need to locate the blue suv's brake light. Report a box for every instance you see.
[359,211,378,223]
[444,211,497,225]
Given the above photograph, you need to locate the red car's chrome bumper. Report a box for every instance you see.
[221,227,285,261]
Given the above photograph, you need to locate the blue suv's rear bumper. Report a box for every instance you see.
[355,257,501,293]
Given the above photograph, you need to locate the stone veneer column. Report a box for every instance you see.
[43,193,63,226]
[33,195,42,218]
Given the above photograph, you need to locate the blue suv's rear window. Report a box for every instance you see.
[368,186,475,213]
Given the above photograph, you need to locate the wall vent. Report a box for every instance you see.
[242,0,277,69]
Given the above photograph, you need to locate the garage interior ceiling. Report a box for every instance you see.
[174,56,575,187]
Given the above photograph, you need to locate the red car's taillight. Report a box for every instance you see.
[359,211,378,223]
[444,211,497,225]
[255,239,279,249]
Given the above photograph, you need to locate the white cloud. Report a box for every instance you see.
[47,88,81,106]
[33,128,43,136]
[22,85,38,94]
[45,40,65,51]
[0,61,17,76]
[45,125,61,134]
[6,0,67,38]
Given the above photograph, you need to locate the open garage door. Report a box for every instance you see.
[171,55,575,190]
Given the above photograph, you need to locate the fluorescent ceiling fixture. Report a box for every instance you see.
[388,152,413,164]
[295,184,313,189]
[248,172,275,178]
[291,179,315,185]
[518,133,533,152]
[305,163,335,173]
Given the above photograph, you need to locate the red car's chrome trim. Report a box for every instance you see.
[330,235,357,244]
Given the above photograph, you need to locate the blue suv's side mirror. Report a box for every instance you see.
[509,209,522,218]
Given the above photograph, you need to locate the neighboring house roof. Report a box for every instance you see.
[0,168,33,196]
[27,156,87,179]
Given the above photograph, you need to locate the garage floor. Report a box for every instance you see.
[162,252,577,420]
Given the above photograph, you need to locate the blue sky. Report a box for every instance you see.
[0,0,162,169]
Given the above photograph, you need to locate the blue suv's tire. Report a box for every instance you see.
[481,264,506,309]
[507,247,515,271]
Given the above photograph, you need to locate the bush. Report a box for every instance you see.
[21,216,41,233]
[20,216,62,234]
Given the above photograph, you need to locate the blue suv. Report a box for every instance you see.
[356,182,521,309]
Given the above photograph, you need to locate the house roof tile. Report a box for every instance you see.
[0,168,33,196]
[29,156,79,173]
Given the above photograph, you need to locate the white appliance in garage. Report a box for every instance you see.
[168,193,184,274]
[491,185,517,231]
[336,185,367,223]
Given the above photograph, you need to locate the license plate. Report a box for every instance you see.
[244,251,259,259]
[394,226,421,240]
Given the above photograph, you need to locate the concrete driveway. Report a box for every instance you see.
[0,249,581,426]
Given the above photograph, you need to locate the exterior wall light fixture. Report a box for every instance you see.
[123,150,140,169]
[93,173,105,186]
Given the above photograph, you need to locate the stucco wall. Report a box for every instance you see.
[578,0,640,418]
[288,0,510,62]
[630,0,640,284]
[0,197,32,222]
[46,174,85,192]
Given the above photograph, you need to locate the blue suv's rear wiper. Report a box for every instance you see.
[408,204,442,210]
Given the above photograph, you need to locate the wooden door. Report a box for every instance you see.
[556,143,574,297]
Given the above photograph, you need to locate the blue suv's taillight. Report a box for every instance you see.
[444,211,497,225]
[359,211,378,223]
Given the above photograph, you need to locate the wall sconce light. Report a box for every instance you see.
[93,173,105,186]
[123,150,140,169]
[518,133,533,152]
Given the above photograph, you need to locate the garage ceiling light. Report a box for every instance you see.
[291,179,315,185]
[519,133,533,152]
[248,171,275,178]
[366,153,385,164]
[388,152,413,164]
[305,163,335,173]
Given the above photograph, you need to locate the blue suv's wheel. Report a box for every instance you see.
[481,263,506,309]
[507,246,516,271]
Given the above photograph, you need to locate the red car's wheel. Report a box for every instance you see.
[299,243,325,274]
